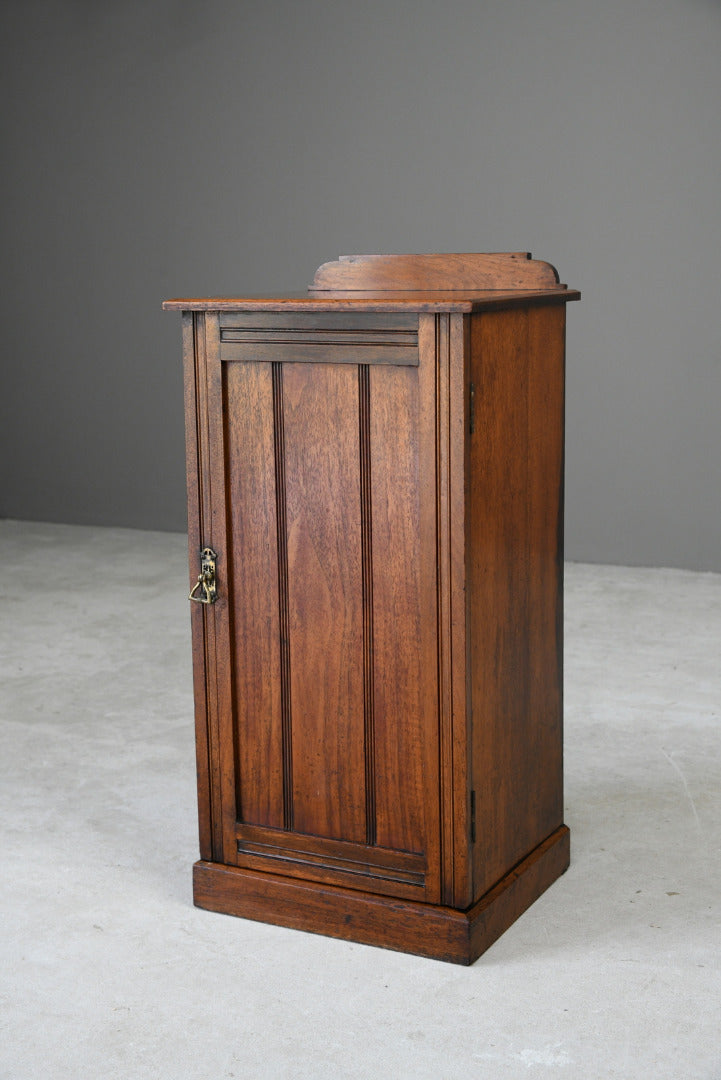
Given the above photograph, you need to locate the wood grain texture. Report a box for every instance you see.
[170,254,576,961]
[272,363,294,831]
[448,313,473,908]
[196,313,237,865]
[220,311,419,330]
[218,311,419,366]
[369,362,427,856]
[525,306,566,838]
[466,307,566,899]
[311,253,561,292]
[358,365,376,847]
[193,825,570,965]
[182,313,213,861]
[283,363,366,843]
[219,339,419,366]
[434,313,455,905]
[416,319,444,903]
[187,313,226,862]
[224,360,283,829]
[164,290,579,313]
[235,822,426,900]
[431,310,473,908]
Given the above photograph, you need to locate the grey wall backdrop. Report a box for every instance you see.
[2,0,720,571]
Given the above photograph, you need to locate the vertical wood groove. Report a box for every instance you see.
[358,364,377,847]
[272,362,294,832]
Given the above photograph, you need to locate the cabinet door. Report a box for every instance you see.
[189,312,441,903]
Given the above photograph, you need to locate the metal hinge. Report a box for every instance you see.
[469,383,476,435]
[189,547,218,604]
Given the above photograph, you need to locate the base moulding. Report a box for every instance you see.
[193,824,570,965]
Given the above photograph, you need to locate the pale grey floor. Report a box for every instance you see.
[1,519,719,1080]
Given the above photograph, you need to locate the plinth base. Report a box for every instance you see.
[193,825,569,965]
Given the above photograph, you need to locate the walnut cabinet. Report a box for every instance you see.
[164,253,580,964]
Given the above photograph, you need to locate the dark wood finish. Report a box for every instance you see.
[283,361,366,842]
[235,823,427,900]
[467,306,567,897]
[220,311,419,329]
[219,311,419,366]
[311,252,561,291]
[225,360,283,829]
[182,313,213,861]
[193,825,570,966]
[163,289,579,313]
[167,253,579,964]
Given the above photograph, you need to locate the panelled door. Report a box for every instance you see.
[193,311,441,903]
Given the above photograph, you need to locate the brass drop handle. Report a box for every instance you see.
[189,547,218,604]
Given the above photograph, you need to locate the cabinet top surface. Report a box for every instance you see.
[163,254,579,312]
[162,288,580,313]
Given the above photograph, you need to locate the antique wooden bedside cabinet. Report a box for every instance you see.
[163,252,580,964]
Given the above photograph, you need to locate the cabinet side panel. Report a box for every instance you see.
[468,307,565,899]
[225,362,284,829]
[369,365,427,855]
[526,305,565,831]
[283,363,366,843]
